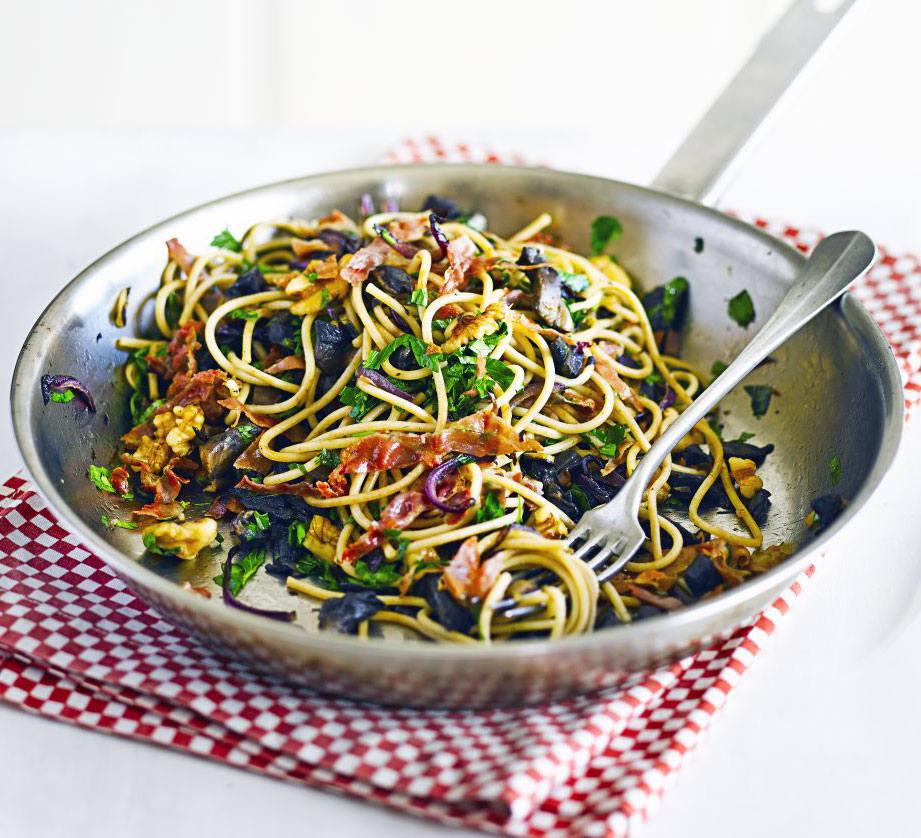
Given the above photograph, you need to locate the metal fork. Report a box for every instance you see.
[494,230,876,616]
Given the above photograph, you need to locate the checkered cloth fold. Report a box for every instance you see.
[1,138,918,838]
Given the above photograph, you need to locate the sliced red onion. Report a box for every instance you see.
[383,197,399,213]
[424,457,476,513]
[40,374,96,412]
[357,366,413,401]
[221,553,296,622]
[428,213,449,260]
[359,192,374,217]
[373,224,416,259]
[659,386,676,410]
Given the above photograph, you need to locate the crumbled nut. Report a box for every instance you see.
[302,515,340,562]
[142,518,218,560]
[440,303,505,354]
[728,456,763,499]
[532,506,567,539]
[158,404,204,457]
[132,433,171,475]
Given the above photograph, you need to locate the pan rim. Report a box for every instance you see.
[10,162,905,664]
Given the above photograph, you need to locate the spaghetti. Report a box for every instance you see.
[104,195,790,642]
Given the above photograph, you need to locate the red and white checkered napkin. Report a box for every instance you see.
[1,140,919,838]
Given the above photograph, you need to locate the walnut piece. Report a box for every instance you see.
[142,518,218,560]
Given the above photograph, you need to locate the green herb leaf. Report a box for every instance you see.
[558,271,589,293]
[100,515,138,530]
[583,423,629,456]
[339,385,375,419]
[410,288,428,307]
[645,277,688,327]
[50,389,75,403]
[236,423,259,443]
[590,215,623,257]
[294,553,342,591]
[728,290,756,328]
[829,455,841,485]
[743,385,773,418]
[230,308,260,320]
[570,485,591,511]
[475,491,506,523]
[731,431,756,443]
[363,334,440,373]
[213,549,266,596]
[317,448,341,468]
[432,318,452,331]
[352,559,403,588]
[137,398,164,425]
[321,288,330,307]
[711,360,727,378]
[210,229,242,252]
[142,531,178,556]
[89,465,115,494]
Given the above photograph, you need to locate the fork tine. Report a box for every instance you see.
[569,532,603,562]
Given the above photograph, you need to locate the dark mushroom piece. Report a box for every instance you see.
[199,425,259,486]
[311,319,357,373]
[369,264,415,296]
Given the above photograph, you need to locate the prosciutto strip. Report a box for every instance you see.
[133,466,188,521]
[443,536,504,602]
[592,347,641,408]
[166,238,196,275]
[341,491,430,565]
[425,408,541,464]
[438,235,477,296]
[340,238,391,286]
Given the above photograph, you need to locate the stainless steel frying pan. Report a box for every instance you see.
[10,1,903,707]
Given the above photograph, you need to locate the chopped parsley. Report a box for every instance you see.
[321,288,330,307]
[210,229,242,252]
[100,515,138,530]
[352,559,403,588]
[142,531,178,556]
[590,215,623,257]
[339,385,375,419]
[711,360,727,378]
[89,465,132,499]
[50,389,75,404]
[743,385,773,418]
[570,485,591,511]
[728,290,756,328]
[317,448,341,468]
[467,322,509,356]
[475,491,506,523]
[294,553,341,591]
[213,549,266,596]
[731,431,756,443]
[694,237,704,254]
[583,423,630,457]
[236,423,260,443]
[440,354,515,419]
[365,333,440,373]
[829,455,842,485]
[409,288,428,307]
[230,308,260,320]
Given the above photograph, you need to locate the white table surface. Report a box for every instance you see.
[3,21,921,833]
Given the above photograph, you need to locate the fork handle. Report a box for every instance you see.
[618,230,877,515]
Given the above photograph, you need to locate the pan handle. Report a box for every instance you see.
[650,0,858,206]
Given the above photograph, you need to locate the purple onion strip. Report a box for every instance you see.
[221,554,296,622]
[428,214,449,260]
[359,192,374,217]
[373,224,416,259]
[40,374,97,412]
[424,457,476,514]
[357,366,413,401]
[383,197,399,213]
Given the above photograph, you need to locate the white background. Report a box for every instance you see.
[2,0,920,836]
